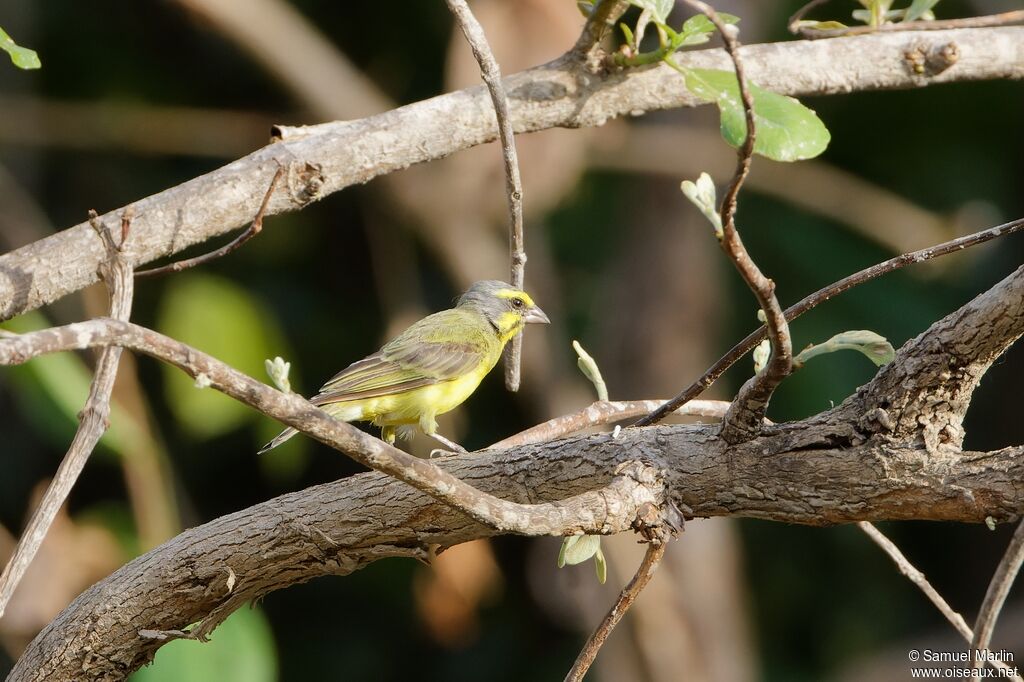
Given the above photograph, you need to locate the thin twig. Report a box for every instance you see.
[572,0,632,61]
[636,216,1024,427]
[492,399,733,449]
[0,210,134,618]
[0,318,662,536]
[788,1,1024,39]
[679,1,792,444]
[135,166,284,278]
[443,0,528,393]
[970,520,1024,678]
[564,541,668,682]
[859,522,1021,679]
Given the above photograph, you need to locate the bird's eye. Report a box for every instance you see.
[511,297,525,309]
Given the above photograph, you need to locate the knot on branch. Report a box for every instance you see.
[904,41,960,76]
[632,499,685,546]
[286,161,325,206]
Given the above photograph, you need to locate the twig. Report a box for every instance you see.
[0,318,662,536]
[789,1,1024,39]
[572,0,632,60]
[443,0,528,393]
[0,210,134,618]
[492,399,732,449]
[858,522,1020,679]
[635,216,1024,427]
[135,166,284,278]
[564,541,668,682]
[679,1,792,444]
[970,520,1024,678]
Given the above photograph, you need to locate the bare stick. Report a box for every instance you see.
[636,216,1024,427]
[789,1,1024,39]
[135,166,284,278]
[0,211,134,618]
[858,522,1020,678]
[564,541,667,682]
[444,0,527,392]
[0,318,662,535]
[970,520,1024,678]
[492,399,732,449]
[678,1,792,444]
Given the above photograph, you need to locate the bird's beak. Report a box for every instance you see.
[524,305,550,324]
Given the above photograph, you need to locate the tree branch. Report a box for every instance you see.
[565,540,668,682]
[970,520,1024,678]
[492,398,732,449]
[0,211,134,619]
[134,166,283,277]
[635,217,1024,427]
[858,522,1019,678]
[0,319,663,536]
[2,27,1023,321]
[679,1,794,445]
[443,0,528,392]
[849,265,1024,452]
[6,262,1024,679]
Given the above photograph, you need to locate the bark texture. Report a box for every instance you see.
[1,27,1022,322]
[7,266,1024,681]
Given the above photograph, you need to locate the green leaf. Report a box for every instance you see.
[794,330,896,368]
[130,607,277,682]
[572,340,608,402]
[594,546,608,584]
[0,27,41,70]
[792,19,849,30]
[620,22,636,50]
[683,68,830,162]
[681,12,740,36]
[558,535,602,566]
[628,0,674,24]
[904,0,940,22]
[158,274,289,439]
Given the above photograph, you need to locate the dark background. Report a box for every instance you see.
[1,1,1022,680]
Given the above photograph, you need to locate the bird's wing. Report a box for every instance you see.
[312,312,488,405]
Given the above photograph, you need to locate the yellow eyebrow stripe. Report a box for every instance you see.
[494,289,535,307]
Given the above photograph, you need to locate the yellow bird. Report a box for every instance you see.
[259,280,549,453]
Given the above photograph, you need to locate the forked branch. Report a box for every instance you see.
[0,211,134,618]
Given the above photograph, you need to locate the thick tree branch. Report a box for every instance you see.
[847,265,1024,452]
[2,27,1023,321]
[8,433,1023,680]
[6,263,1024,680]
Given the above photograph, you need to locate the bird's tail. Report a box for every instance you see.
[258,427,298,455]
[258,402,364,454]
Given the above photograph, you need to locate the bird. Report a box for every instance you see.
[258,280,549,454]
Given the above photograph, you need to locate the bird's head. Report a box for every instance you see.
[458,280,550,342]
